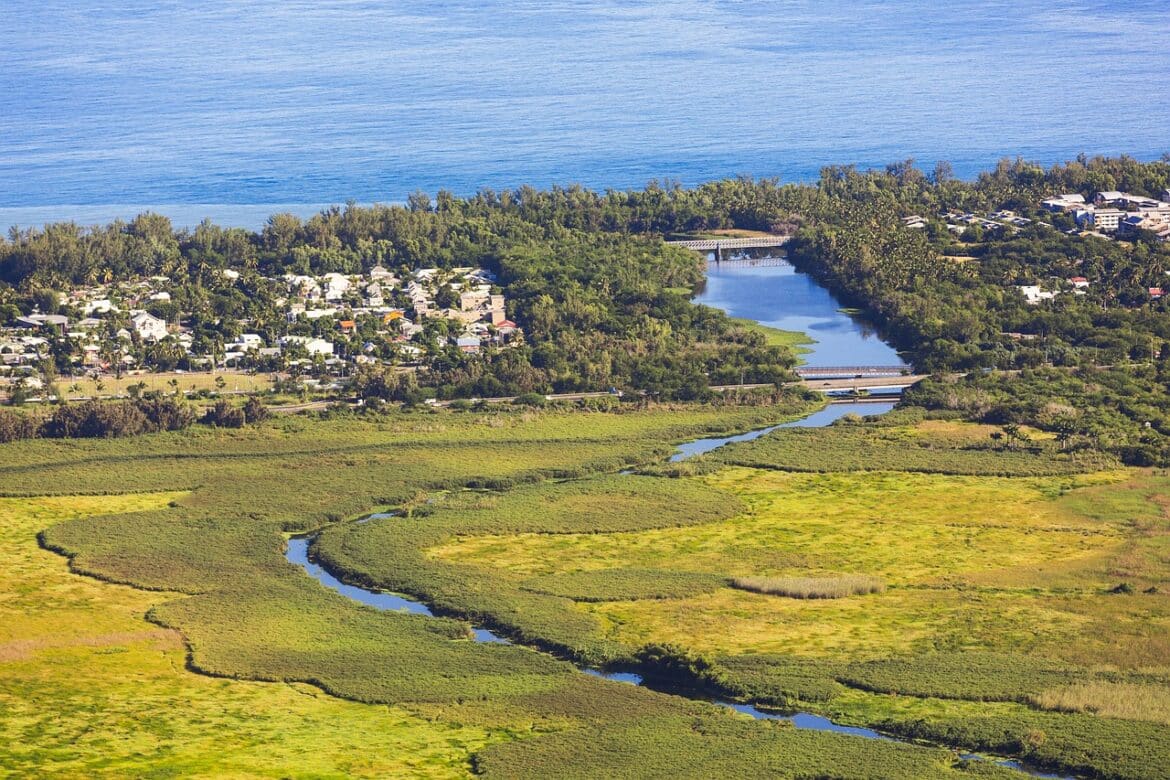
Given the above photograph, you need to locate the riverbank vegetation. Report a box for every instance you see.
[703,408,1115,476]
[10,402,991,778]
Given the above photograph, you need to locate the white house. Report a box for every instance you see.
[130,311,169,342]
[82,299,116,315]
[1017,285,1057,305]
[364,282,384,308]
[369,265,399,287]
[281,336,334,357]
[322,273,351,302]
[286,274,322,300]
[1074,208,1124,233]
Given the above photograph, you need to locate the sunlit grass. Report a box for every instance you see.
[0,493,523,778]
[435,469,1128,587]
[727,317,813,355]
[1030,682,1170,725]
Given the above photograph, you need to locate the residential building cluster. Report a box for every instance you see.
[0,265,521,380]
[1042,191,1170,241]
[902,211,1034,235]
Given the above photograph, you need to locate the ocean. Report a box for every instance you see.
[2,0,1168,230]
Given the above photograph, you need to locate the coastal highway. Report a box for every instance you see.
[268,376,928,415]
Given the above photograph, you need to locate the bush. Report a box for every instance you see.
[202,400,246,428]
[137,397,196,432]
[512,392,548,407]
[243,396,269,424]
[0,408,38,442]
[633,643,722,688]
[40,400,150,439]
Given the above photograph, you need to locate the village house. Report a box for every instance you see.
[369,265,399,287]
[455,335,481,353]
[364,282,384,308]
[1117,214,1170,242]
[322,273,351,302]
[1017,285,1057,305]
[82,298,117,315]
[1074,207,1124,233]
[130,311,168,342]
[281,335,334,357]
[14,314,69,331]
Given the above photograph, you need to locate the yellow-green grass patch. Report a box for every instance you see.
[1029,681,1170,724]
[727,317,814,355]
[0,493,515,778]
[54,371,274,400]
[434,469,1129,587]
[587,586,1090,658]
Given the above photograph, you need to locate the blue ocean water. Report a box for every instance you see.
[2,1,1168,229]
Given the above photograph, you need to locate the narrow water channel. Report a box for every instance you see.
[284,257,1073,778]
[284,419,1074,778]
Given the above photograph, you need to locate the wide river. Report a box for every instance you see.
[695,257,905,368]
[285,260,1070,778]
[3,1,1168,230]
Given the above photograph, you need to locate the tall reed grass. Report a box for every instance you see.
[1030,682,1170,725]
[730,574,884,599]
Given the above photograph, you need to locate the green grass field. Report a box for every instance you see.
[3,401,1169,778]
[727,317,814,357]
[54,371,275,399]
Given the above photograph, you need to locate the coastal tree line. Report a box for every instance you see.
[4,153,1170,458]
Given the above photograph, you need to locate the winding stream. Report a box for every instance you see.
[284,258,1074,778]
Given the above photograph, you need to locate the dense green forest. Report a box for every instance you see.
[3,154,1170,456]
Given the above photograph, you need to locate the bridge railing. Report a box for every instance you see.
[666,236,791,250]
[795,366,911,376]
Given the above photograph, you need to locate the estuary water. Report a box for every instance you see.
[3,1,1169,230]
[694,258,906,368]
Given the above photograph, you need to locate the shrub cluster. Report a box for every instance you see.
[0,395,270,443]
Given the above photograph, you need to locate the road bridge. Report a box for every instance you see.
[667,235,791,262]
[710,374,927,394]
[795,365,910,379]
[666,236,791,251]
